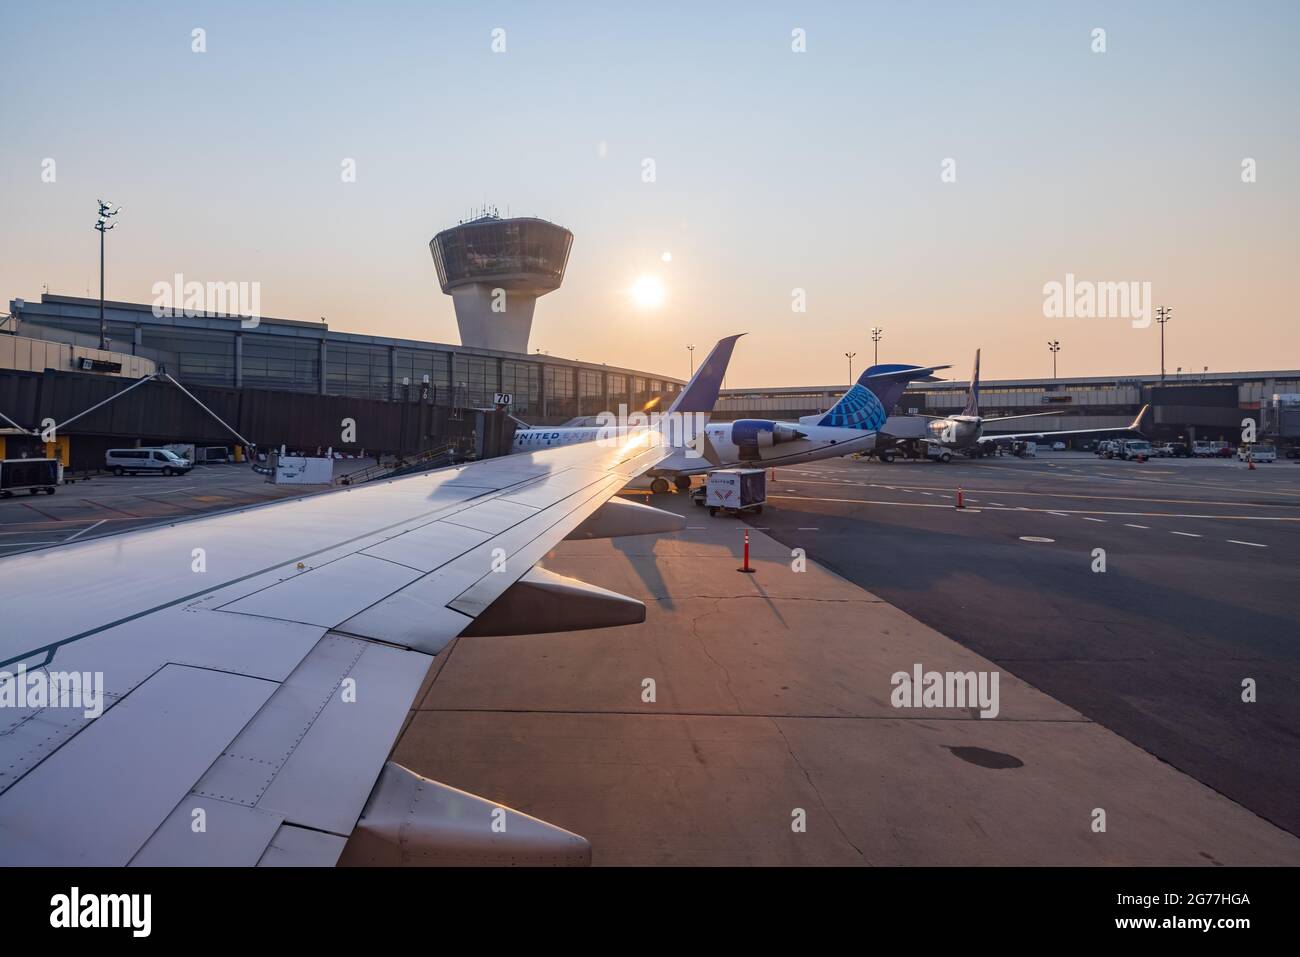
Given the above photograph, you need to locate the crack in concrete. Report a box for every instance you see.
[688,597,744,714]
[769,715,870,863]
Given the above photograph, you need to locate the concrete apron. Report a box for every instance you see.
[386,493,1300,866]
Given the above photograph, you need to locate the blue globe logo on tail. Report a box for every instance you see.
[818,382,887,431]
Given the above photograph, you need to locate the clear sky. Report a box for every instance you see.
[2,1,1297,386]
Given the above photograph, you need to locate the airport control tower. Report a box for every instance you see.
[429,210,574,354]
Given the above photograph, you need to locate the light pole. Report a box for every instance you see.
[1048,339,1060,378]
[845,351,857,384]
[871,327,883,365]
[687,344,695,376]
[95,200,120,351]
[1156,306,1172,381]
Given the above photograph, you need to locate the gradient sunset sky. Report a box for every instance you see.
[2,1,1297,386]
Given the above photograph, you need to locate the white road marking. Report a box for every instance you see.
[989,502,1005,506]
[1227,540,1267,547]
[62,519,106,542]
[1081,517,1106,523]
[1124,524,1150,529]
[1170,531,1201,537]
[1048,511,1069,517]
[796,527,819,531]
[1020,536,1055,543]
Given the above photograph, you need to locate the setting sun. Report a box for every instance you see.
[630,274,666,309]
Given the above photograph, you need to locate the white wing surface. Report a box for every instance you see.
[0,431,677,866]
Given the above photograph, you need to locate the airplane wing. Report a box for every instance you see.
[979,410,1078,424]
[977,404,1150,444]
[0,428,680,867]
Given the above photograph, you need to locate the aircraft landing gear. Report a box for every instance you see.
[674,475,692,492]
[650,477,671,494]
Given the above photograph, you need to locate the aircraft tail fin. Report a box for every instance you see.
[840,362,951,423]
[665,334,743,419]
[962,349,981,417]
[818,363,949,430]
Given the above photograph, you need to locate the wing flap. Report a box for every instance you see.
[0,664,275,866]
[257,824,349,867]
[194,634,431,836]
[131,797,284,867]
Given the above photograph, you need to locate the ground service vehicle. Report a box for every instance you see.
[106,448,194,476]
[701,468,766,516]
[1239,444,1276,463]
[0,458,60,496]
[1119,439,1152,460]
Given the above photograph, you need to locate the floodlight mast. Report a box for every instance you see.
[95,200,121,350]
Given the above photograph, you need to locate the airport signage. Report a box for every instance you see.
[75,357,123,373]
[493,392,513,407]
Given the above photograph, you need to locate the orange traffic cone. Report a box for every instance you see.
[955,486,965,509]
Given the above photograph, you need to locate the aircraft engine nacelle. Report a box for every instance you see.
[728,419,806,460]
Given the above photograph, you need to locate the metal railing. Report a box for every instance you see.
[334,443,459,486]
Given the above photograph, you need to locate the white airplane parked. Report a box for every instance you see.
[0,337,740,867]
[885,349,1149,460]
[514,348,951,492]
[510,333,744,458]
[633,362,951,491]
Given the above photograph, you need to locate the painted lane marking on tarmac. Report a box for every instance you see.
[1171,531,1202,537]
[781,478,1299,510]
[965,461,1300,499]
[62,519,105,542]
[1124,524,1150,529]
[766,495,1300,523]
[1081,517,1106,523]
[1228,540,1267,547]
[1020,536,1055,543]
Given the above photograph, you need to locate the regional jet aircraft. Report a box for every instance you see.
[629,363,953,491]
[0,336,740,867]
[892,350,1149,458]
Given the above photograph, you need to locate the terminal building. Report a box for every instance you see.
[0,208,679,469]
[717,369,1300,445]
[0,292,683,468]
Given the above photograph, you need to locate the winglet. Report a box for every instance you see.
[666,334,744,416]
[1130,404,1150,432]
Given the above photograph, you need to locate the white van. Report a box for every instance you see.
[1238,444,1276,463]
[105,448,193,476]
